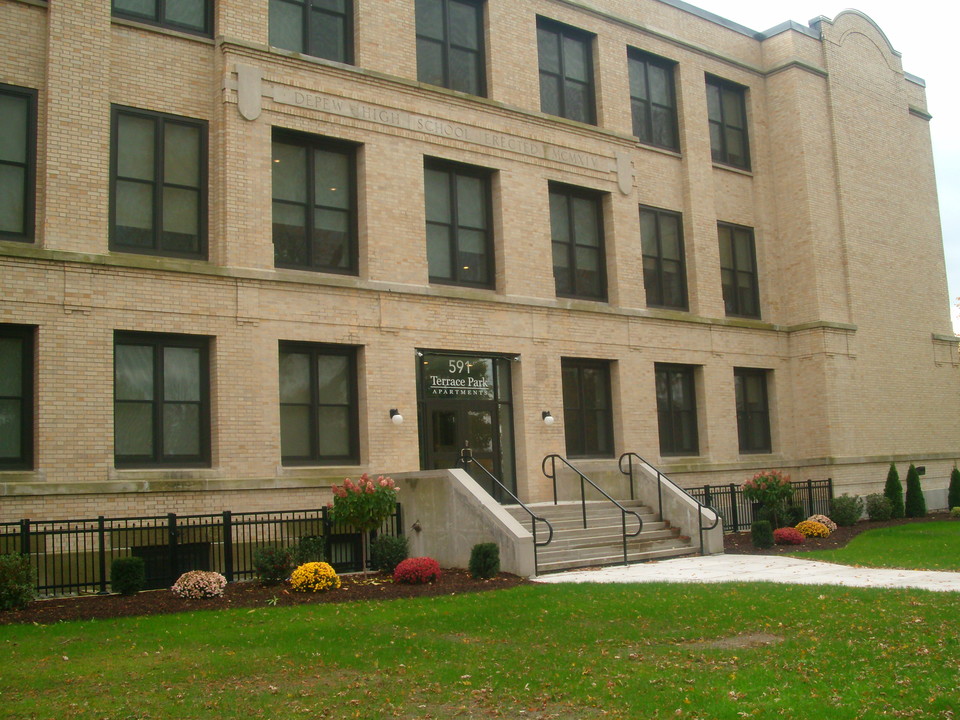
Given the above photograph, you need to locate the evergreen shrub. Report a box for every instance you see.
[951,507,960,519]
[468,542,500,579]
[904,464,927,518]
[830,494,863,527]
[948,467,960,511]
[293,536,326,565]
[865,493,893,522]
[110,556,146,596]
[0,554,34,612]
[750,520,773,549]
[884,463,905,518]
[369,534,408,574]
[253,546,294,585]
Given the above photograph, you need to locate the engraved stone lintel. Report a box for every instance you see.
[236,64,263,121]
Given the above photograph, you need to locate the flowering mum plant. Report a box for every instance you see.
[807,514,837,532]
[742,470,795,528]
[795,520,830,538]
[773,527,804,545]
[393,557,442,585]
[171,570,227,599]
[290,562,341,593]
[330,473,398,575]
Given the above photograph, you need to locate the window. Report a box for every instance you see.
[279,343,358,465]
[734,368,771,453]
[628,50,678,151]
[706,75,750,169]
[640,206,687,309]
[561,358,613,457]
[272,130,357,273]
[0,325,33,470]
[718,222,760,318]
[424,159,493,287]
[114,332,210,467]
[550,184,605,300]
[537,18,595,125]
[112,0,212,36]
[416,0,485,96]
[269,0,353,63]
[110,107,207,259]
[655,364,698,456]
[0,84,36,242]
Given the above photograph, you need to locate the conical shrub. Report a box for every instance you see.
[948,466,960,511]
[883,462,905,519]
[904,464,926,518]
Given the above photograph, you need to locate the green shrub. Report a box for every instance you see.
[468,542,500,579]
[884,463,905,519]
[750,520,773,549]
[110,556,146,596]
[951,507,960,519]
[948,467,960,511]
[253,546,294,585]
[369,535,408,574]
[830,494,864,527]
[865,493,893,522]
[0,553,35,612]
[293,536,326,565]
[904,464,927,518]
[784,504,805,527]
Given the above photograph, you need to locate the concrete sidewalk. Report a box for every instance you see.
[534,554,960,592]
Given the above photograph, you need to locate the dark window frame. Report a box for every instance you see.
[627,49,679,152]
[706,74,750,170]
[640,205,687,310]
[279,341,360,466]
[114,331,211,469]
[536,17,596,125]
[654,363,699,456]
[0,324,34,471]
[561,358,614,458]
[550,183,607,301]
[734,367,771,454]
[718,222,760,318]
[109,106,208,260]
[272,128,359,275]
[269,0,354,64]
[112,0,213,37]
[424,158,495,289]
[0,84,37,243]
[416,0,486,96]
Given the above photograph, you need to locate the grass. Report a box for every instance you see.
[2,581,959,719]
[795,521,960,571]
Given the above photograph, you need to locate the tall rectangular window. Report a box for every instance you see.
[424,159,493,288]
[0,325,34,470]
[655,364,698,456]
[272,130,357,274]
[640,206,687,309]
[537,18,595,125]
[114,332,210,467]
[706,75,750,170]
[269,0,353,63]
[718,222,760,318]
[0,84,36,242]
[734,368,771,453]
[550,184,605,300]
[416,0,485,96]
[628,50,678,151]
[112,0,212,36]
[562,359,613,458]
[110,107,207,259]
[279,342,358,465]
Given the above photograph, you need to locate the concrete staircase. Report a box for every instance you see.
[505,499,700,574]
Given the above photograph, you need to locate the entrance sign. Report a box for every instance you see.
[422,355,494,400]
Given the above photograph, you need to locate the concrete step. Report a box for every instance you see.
[537,544,700,573]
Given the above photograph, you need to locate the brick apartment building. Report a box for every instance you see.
[1,0,958,523]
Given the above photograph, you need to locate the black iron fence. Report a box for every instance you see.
[687,478,833,533]
[0,504,402,598]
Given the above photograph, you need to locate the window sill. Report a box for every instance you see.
[111,16,215,44]
[712,162,753,177]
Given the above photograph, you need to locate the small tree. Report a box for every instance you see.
[330,474,398,576]
[948,466,960,511]
[904,464,927,518]
[741,470,794,528]
[883,462,905,519]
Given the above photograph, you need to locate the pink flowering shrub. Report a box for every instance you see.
[171,570,227,599]
[330,473,399,575]
[773,527,805,545]
[393,557,442,585]
[807,514,837,532]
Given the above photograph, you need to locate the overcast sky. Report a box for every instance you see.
[690,1,959,333]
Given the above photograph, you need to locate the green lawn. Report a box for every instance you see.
[2,581,959,719]
[795,521,960,571]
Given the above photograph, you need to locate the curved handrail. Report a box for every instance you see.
[542,454,642,565]
[618,452,720,555]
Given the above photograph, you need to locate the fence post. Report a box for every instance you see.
[97,516,108,595]
[703,485,713,509]
[167,513,178,586]
[728,484,739,532]
[806,479,814,516]
[222,511,234,583]
[827,477,834,502]
[395,502,403,537]
[19,518,30,556]
[322,506,332,563]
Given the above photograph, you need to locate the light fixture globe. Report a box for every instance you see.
[390,409,404,425]
[542,410,555,425]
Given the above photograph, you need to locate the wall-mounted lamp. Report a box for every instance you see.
[390,409,404,425]
[542,410,555,426]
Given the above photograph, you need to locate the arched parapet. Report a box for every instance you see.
[812,9,904,75]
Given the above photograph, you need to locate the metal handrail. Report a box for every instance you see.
[618,452,721,555]
[458,450,554,575]
[541,454,642,565]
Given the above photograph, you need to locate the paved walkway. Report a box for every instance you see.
[534,554,960,592]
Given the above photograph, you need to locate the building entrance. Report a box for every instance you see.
[417,352,516,501]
